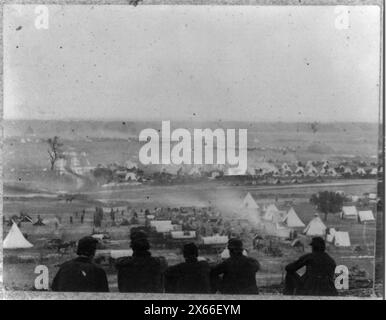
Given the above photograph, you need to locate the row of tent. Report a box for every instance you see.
[243,193,375,224]
[130,161,378,178]
[240,162,378,177]
[241,192,374,247]
[341,206,375,222]
[242,193,305,228]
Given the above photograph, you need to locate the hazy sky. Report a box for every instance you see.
[3,5,381,122]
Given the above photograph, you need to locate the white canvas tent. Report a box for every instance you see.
[125,172,137,181]
[334,231,351,247]
[188,166,202,176]
[263,204,279,220]
[262,221,291,238]
[150,220,174,233]
[368,193,377,200]
[264,210,286,223]
[358,210,375,223]
[265,203,279,213]
[3,222,33,249]
[202,235,228,245]
[283,208,305,228]
[306,166,318,176]
[242,193,259,209]
[303,215,327,236]
[295,167,305,175]
[341,206,358,219]
[171,231,196,239]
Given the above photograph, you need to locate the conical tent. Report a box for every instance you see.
[303,215,327,236]
[263,204,279,220]
[3,222,33,249]
[283,208,305,228]
[265,203,279,213]
[242,192,259,209]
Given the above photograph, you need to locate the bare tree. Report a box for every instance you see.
[48,136,64,170]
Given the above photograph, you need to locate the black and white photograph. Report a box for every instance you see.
[0,1,384,302]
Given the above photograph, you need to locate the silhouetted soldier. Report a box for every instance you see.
[211,238,260,294]
[52,236,109,292]
[165,243,210,294]
[116,230,167,293]
[284,237,337,296]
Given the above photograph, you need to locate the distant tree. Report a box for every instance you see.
[92,167,113,184]
[310,191,344,221]
[47,136,64,170]
[310,122,319,134]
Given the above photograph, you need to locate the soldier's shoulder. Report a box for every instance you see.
[90,261,106,272]
[198,260,211,268]
[115,256,133,267]
[154,255,167,265]
[244,256,260,265]
[57,258,79,269]
[300,252,314,261]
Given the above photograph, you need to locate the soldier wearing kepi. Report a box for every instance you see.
[51,236,109,292]
[116,230,167,293]
[165,242,211,294]
[210,238,260,294]
[284,237,337,296]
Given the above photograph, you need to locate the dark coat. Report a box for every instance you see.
[285,252,337,296]
[211,255,260,294]
[165,259,211,294]
[51,256,109,292]
[116,251,167,293]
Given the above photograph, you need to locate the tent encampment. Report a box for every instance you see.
[220,248,248,259]
[303,215,327,236]
[242,192,259,209]
[3,222,33,249]
[334,231,351,247]
[341,206,358,219]
[358,210,375,223]
[283,208,305,228]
